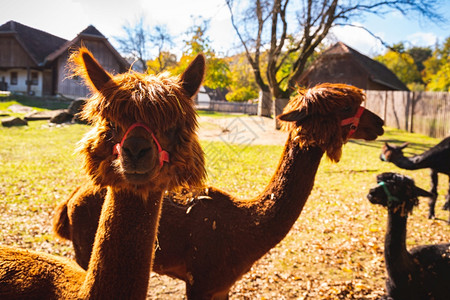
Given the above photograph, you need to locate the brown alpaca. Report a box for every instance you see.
[53,83,385,299]
[0,47,206,299]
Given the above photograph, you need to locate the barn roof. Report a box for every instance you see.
[0,21,128,71]
[79,25,105,38]
[44,25,128,71]
[0,20,67,65]
[301,42,408,91]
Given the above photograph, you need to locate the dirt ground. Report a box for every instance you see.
[198,115,288,146]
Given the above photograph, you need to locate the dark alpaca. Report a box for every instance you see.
[53,83,384,299]
[0,48,205,299]
[367,172,450,300]
[380,136,450,221]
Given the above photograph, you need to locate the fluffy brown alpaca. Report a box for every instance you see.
[53,83,384,299]
[0,47,206,299]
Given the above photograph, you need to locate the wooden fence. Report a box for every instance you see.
[198,91,449,139]
[364,90,450,138]
[4,89,448,138]
[197,101,258,115]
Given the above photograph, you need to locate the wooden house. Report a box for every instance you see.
[0,20,128,97]
[298,42,408,91]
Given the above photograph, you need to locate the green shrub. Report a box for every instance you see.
[225,86,258,102]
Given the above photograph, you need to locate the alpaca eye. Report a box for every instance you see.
[106,122,120,140]
[108,122,118,132]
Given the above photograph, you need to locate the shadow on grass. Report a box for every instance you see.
[350,134,437,154]
[0,94,70,111]
[325,168,381,174]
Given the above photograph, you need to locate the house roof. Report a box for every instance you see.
[0,21,128,71]
[0,20,67,65]
[44,25,128,70]
[301,42,408,91]
[79,25,105,38]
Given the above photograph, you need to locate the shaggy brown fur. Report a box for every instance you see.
[72,49,205,194]
[54,83,384,299]
[281,83,370,162]
[0,47,205,299]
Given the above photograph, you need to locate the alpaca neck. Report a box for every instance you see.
[391,154,426,170]
[252,136,325,245]
[79,188,163,299]
[384,210,415,282]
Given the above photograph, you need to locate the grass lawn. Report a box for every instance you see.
[197,109,248,118]
[0,114,449,298]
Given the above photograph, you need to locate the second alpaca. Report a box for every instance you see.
[380,136,450,221]
[367,172,450,300]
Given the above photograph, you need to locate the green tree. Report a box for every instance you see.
[375,49,422,88]
[169,20,231,90]
[427,63,450,91]
[206,56,232,90]
[226,54,260,102]
[423,37,450,91]
[407,46,432,73]
[146,51,177,74]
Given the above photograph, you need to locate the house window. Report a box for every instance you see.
[31,72,38,85]
[10,72,18,85]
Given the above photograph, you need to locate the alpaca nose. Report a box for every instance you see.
[366,192,377,204]
[121,136,152,160]
[367,188,382,204]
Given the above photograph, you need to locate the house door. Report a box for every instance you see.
[42,70,53,96]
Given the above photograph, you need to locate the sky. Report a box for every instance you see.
[1,0,449,58]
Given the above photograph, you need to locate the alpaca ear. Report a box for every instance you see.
[180,54,206,99]
[77,48,112,93]
[399,142,409,150]
[414,186,434,198]
[277,108,308,122]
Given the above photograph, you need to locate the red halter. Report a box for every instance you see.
[340,106,365,139]
[113,122,169,168]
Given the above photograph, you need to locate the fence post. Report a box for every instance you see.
[257,90,272,117]
[409,91,415,133]
[273,98,290,129]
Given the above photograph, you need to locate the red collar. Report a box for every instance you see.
[113,122,169,168]
[341,106,365,139]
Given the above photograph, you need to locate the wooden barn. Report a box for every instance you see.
[298,42,408,91]
[0,20,128,97]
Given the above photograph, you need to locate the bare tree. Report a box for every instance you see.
[115,17,174,73]
[226,0,444,116]
[114,16,150,72]
[149,25,175,73]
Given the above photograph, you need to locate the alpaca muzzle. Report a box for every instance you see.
[377,181,400,207]
[113,122,169,168]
